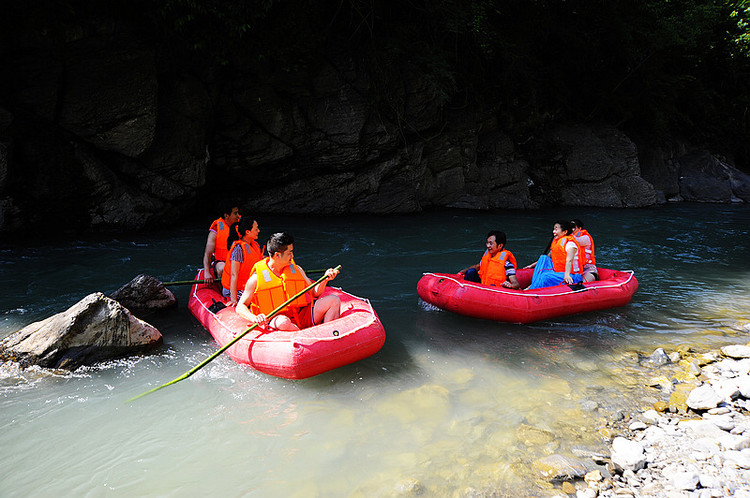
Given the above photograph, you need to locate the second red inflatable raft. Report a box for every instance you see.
[417,267,638,324]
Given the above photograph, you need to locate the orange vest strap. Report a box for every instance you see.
[578,229,596,265]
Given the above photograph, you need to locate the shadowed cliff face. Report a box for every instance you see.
[0,4,748,234]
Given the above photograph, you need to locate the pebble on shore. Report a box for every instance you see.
[544,336,750,498]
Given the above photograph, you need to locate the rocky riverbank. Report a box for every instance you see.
[542,329,750,498]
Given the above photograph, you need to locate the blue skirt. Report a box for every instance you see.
[526,255,583,290]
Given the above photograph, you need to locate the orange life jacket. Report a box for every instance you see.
[550,235,585,273]
[250,258,313,327]
[478,249,517,286]
[210,218,231,262]
[574,228,596,265]
[220,239,264,291]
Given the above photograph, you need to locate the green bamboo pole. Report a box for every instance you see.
[162,279,210,286]
[127,265,341,402]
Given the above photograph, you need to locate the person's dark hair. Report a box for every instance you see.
[486,230,507,248]
[557,220,574,235]
[542,221,574,254]
[267,232,294,256]
[227,216,256,250]
[219,200,239,219]
[571,218,584,229]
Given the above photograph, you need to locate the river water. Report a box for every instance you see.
[1,204,749,497]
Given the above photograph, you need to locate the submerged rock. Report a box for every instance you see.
[0,292,162,369]
[110,274,177,312]
[515,423,557,446]
[394,478,424,496]
[532,454,588,480]
[641,347,670,367]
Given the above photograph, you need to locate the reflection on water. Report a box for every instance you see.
[1,205,749,496]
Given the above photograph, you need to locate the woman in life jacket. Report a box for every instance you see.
[221,216,264,305]
[235,232,341,331]
[571,218,598,282]
[524,220,585,290]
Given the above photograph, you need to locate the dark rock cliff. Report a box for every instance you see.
[1,5,748,234]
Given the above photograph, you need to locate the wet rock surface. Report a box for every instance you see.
[110,274,177,312]
[0,292,162,369]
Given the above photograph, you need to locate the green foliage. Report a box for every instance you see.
[155,0,277,63]
[731,1,750,56]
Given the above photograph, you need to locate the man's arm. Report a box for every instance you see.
[298,266,339,297]
[502,259,520,289]
[503,274,520,289]
[458,263,480,275]
[202,231,218,283]
[564,243,577,284]
[236,274,265,324]
[228,260,241,305]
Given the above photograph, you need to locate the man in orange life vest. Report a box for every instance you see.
[202,202,241,284]
[235,232,341,331]
[459,230,520,289]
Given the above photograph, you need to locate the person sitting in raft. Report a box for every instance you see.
[236,232,341,331]
[202,202,241,284]
[220,216,264,305]
[458,230,520,289]
[524,220,585,290]
[571,218,598,282]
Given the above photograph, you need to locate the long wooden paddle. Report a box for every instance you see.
[161,269,328,287]
[127,265,341,402]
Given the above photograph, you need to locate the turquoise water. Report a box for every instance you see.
[1,205,749,496]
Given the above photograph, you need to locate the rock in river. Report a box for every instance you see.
[686,384,723,411]
[110,274,177,312]
[532,454,588,480]
[611,437,646,472]
[0,292,162,369]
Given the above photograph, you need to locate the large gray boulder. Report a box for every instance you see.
[441,125,537,210]
[676,150,750,203]
[58,33,157,158]
[638,139,688,202]
[528,124,659,207]
[639,142,750,203]
[0,292,162,369]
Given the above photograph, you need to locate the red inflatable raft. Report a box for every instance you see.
[417,267,638,324]
[188,270,386,379]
